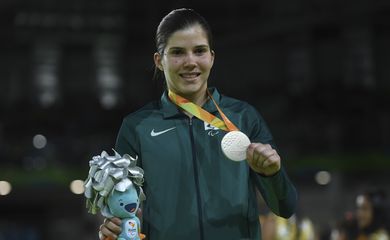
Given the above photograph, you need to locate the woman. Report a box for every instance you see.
[332,190,389,240]
[352,190,389,240]
[99,8,297,240]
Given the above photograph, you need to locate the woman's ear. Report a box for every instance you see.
[210,49,215,66]
[154,52,163,71]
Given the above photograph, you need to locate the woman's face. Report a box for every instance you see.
[154,24,214,102]
[356,195,373,229]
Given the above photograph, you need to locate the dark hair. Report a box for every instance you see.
[348,189,389,238]
[155,8,213,55]
[153,8,213,82]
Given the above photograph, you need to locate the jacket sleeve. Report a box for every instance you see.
[250,167,297,218]
[246,105,298,218]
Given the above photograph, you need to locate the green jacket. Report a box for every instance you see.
[115,88,297,240]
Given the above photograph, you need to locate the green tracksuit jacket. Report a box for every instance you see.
[115,87,298,240]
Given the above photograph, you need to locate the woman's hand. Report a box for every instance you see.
[246,143,281,176]
[99,217,122,240]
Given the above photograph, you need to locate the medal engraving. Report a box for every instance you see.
[221,131,251,161]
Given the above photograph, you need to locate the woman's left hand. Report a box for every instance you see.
[246,143,281,176]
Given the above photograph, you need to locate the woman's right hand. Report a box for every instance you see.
[99,217,122,240]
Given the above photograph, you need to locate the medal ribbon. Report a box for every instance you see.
[168,89,238,132]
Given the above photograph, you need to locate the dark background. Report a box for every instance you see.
[0,0,389,239]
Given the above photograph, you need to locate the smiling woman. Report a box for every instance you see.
[97,8,297,240]
[154,24,214,106]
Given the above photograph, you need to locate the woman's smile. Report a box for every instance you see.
[179,72,201,81]
[154,24,214,104]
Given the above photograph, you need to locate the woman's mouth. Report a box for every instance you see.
[179,72,201,80]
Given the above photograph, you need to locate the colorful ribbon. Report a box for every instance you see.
[168,89,239,132]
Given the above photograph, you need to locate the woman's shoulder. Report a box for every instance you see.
[122,100,161,122]
[220,93,253,110]
[220,93,263,118]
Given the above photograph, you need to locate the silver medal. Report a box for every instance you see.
[221,131,251,161]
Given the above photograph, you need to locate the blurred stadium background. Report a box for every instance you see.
[0,0,389,239]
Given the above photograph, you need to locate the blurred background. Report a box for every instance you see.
[0,0,389,239]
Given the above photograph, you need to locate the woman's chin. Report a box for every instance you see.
[181,76,200,84]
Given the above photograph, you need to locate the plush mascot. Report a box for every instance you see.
[84,150,146,240]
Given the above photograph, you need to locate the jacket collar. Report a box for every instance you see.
[160,87,221,119]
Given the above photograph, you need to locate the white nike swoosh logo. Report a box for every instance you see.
[150,127,176,137]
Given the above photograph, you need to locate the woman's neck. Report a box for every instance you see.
[170,90,209,118]
[187,92,208,106]
[171,89,208,106]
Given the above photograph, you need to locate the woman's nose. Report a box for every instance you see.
[183,53,196,66]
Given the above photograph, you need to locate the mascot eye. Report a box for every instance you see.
[120,203,124,206]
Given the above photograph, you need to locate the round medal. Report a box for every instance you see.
[221,131,251,161]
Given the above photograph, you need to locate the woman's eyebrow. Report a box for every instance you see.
[194,45,209,48]
[167,46,184,50]
[168,45,209,50]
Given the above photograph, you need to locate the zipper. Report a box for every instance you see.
[188,117,205,240]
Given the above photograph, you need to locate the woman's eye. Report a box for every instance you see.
[170,49,184,56]
[194,48,207,55]
[120,203,124,206]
